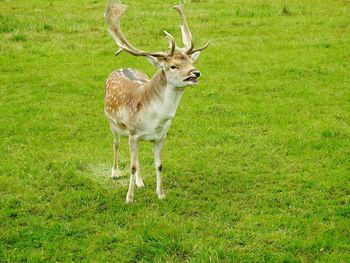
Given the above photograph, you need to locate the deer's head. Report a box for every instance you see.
[105,0,210,88]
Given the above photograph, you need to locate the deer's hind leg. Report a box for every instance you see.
[110,126,121,180]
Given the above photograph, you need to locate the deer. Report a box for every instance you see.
[104,0,209,203]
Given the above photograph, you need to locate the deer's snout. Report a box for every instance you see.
[193,71,201,78]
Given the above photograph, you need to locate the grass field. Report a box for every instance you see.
[1,0,350,261]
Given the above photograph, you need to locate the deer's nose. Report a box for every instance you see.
[193,71,201,78]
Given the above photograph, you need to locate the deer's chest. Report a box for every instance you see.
[135,90,182,141]
[137,107,174,141]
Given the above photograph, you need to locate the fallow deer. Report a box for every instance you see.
[104,0,209,203]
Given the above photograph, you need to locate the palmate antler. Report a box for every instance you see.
[105,0,175,57]
[105,0,209,57]
[173,1,210,54]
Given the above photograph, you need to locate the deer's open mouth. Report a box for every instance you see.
[184,76,198,83]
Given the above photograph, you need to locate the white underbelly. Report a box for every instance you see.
[107,115,172,141]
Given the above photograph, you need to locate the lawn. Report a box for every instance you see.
[1,0,349,262]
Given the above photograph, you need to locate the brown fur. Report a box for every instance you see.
[105,69,167,119]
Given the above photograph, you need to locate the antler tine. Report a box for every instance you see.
[106,0,167,57]
[163,31,176,56]
[191,40,211,53]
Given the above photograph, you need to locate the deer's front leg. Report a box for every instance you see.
[154,138,165,199]
[126,135,140,203]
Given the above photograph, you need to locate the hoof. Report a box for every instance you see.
[156,191,166,200]
[111,169,120,180]
[136,179,145,188]
[126,194,134,204]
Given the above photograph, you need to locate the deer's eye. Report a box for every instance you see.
[170,65,178,69]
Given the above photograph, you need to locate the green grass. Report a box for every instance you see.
[1,0,349,261]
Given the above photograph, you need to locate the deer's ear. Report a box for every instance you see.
[146,56,164,68]
[191,51,201,61]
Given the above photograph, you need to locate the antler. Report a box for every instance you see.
[105,0,175,57]
[173,1,210,54]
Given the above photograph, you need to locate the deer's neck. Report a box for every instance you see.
[149,69,184,119]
